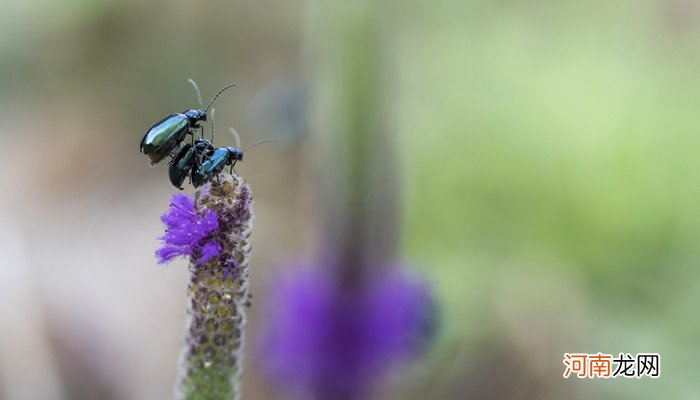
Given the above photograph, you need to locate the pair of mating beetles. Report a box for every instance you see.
[139,80,271,189]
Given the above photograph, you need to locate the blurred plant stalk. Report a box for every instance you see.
[309,0,400,285]
[258,2,434,400]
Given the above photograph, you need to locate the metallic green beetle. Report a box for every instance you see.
[139,80,235,165]
[168,139,214,190]
[140,110,207,165]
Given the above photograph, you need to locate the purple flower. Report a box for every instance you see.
[198,240,222,263]
[260,264,436,399]
[156,193,221,265]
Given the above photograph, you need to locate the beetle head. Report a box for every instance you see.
[227,147,243,161]
[184,109,207,122]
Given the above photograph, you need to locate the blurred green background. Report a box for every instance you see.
[0,0,695,399]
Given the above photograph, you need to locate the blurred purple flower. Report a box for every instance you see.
[260,265,436,399]
[156,193,220,265]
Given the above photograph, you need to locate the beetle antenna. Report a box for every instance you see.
[229,127,241,149]
[242,139,277,153]
[204,83,237,112]
[210,109,215,143]
[187,78,204,109]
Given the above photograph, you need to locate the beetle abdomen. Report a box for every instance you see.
[169,144,197,189]
[140,114,190,164]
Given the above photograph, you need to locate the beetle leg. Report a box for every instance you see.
[230,160,237,175]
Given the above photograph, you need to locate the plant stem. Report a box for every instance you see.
[175,175,253,400]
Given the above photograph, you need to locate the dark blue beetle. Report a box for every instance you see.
[191,128,275,188]
[191,147,244,188]
[140,80,235,165]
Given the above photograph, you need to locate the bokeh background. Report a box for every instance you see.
[0,0,696,398]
